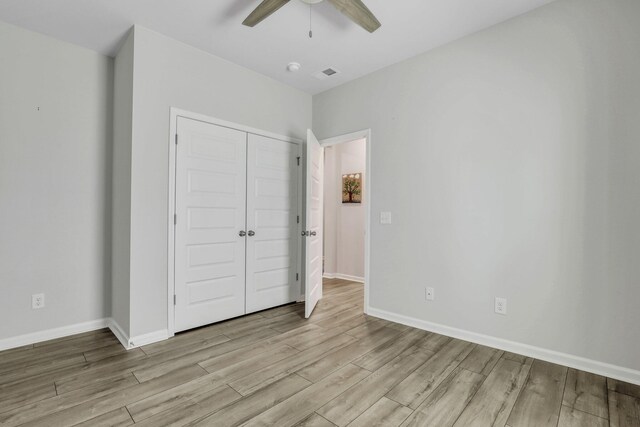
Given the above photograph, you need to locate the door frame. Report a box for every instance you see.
[319,129,372,314]
[167,108,303,337]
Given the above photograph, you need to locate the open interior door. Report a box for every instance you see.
[304,129,324,318]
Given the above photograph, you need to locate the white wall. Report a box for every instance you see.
[122,26,312,337]
[313,0,640,373]
[111,29,135,336]
[0,21,114,340]
[323,139,366,280]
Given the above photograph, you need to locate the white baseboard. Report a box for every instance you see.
[0,317,171,353]
[106,318,169,350]
[368,306,640,386]
[0,318,109,351]
[129,329,170,348]
[324,273,365,283]
[106,318,131,349]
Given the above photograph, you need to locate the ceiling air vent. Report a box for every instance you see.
[312,67,341,80]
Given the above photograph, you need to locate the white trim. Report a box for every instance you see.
[0,318,109,351]
[129,329,171,348]
[323,272,365,283]
[168,108,304,336]
[368,307,640,386]
[107,318,169,350]
[106,318,131,349]
[319,129,372,314]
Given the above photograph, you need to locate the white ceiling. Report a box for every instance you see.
[0,0,554,94]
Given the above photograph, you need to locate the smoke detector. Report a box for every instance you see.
[287,62,302,72]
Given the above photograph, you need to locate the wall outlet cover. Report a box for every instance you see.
[380,212,392,224]
[32,293,45,309]
[495,297,507,315]
[425,287,435,301]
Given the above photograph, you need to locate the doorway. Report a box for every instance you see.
[304,129,371,318]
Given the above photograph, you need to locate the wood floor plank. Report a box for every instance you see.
[72,407,134,427]
[132,385,241,427]
[352,328,430,372]
[458,344,503,376]
[609,391,640,427]
[0,373,138,426]
[386,339,475,410]
[400,367,485,427]
[83,343,129,362]
[416,333,452,354]
[558,405,608,427]
[191,373,311,426]
[507,359,568,427]
[130,328,275,384]
[229,333,356,396]
[563,368,609,419]
[609,378,640,400]
[296,326,398,383]
[295,413,336,426]
[52,348,149,394]
[0,354,87,386]
[19,365,208,427]
[348,396,413,427]
[128,345,299,422]
[242,364,370,427]
[317,346,429,426]
[0,381,56,414]
[453,357,533,427]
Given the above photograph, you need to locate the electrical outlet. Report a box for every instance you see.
[32,293,45,309]
[425,287,435,301]
[495,297,507,315]
[380,212,392,224]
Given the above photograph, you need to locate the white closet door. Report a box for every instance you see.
[245,134,300,313]
[174,117,247,332]
[305,129,324,318]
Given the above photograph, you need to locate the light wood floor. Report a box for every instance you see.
[1,279,639,427]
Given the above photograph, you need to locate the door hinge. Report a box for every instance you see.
[297,156,301,166]
[297,215,300,224]
[174,214,177,225]
[296,273,299,281]
[173,295,176,305]
[175,134,178,145]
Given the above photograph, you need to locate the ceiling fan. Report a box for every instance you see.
[242,0,381,33]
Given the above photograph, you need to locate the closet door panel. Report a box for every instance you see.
[246,134,300,313]
[174,118,247,332]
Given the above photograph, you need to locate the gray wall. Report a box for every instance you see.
[0,21,113,339]
[324,139,366,279]
[125,26,313,337]
[313,0,640,371]
[111,29,135,336]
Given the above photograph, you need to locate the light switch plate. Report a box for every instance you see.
[380,212,392,224]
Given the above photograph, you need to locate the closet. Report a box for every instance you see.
[173,116,301,332]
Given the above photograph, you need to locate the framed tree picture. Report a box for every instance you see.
[342,173,362,204]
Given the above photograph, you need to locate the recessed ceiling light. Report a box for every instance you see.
[287,62,302,72]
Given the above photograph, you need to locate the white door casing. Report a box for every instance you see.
[245,134,300,313]
[305,129,324,318]
[174,117,247,332]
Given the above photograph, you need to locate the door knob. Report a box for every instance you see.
[239,230,246,237]
[310,231,317,236]
[248,230,255,237]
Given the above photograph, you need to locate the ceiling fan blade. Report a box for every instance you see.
[242,0,291,27]
[326,0,381,33]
